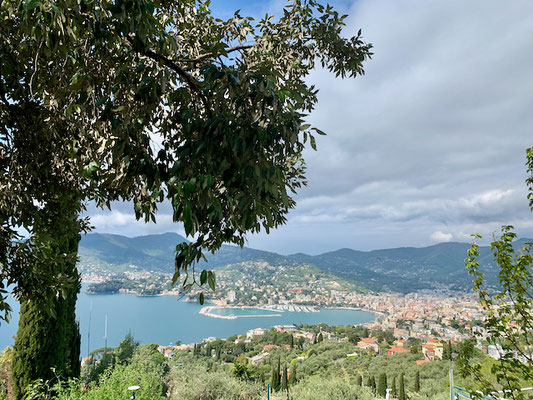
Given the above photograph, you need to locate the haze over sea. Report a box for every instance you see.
[1,284,375,356]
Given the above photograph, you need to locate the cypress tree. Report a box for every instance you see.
[448,340,453,359]
[399,373,406,400]
[392,376,397,397]
[442,341,449,360]
[12,222,81,400]
[290,334,294,348]
[281,364,288,392]
[216,347,221,360]
[366,375,373,387]
[270,365,277,391]
[356,374,363,386]
[371,376,377,393]
[317,333,323,343]
[414,371,420,392]
[271,357,281,391]
[377,373,387,397]
[289,363,297,385]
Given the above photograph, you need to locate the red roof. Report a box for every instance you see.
[387,346,410,355]
[416,360,430,365]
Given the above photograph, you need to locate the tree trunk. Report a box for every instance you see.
[11,202,82,399]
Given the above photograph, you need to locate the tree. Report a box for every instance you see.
[115,332,139,365]
[289,363,297,385]
[232,361,251,381]
[458,148,533,400]
[366,375,372,388]
[391,376,397,397]
[271,357,281,392]
[414,371,420,392]
[1,0,372,395]
[356,374,363,386]
[399,373,406,400]
[377,373,387,397]
[281,364,289,392]
[317,333,324,343]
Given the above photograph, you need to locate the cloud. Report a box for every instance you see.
[88,0,533,254]
[430,231,453,243]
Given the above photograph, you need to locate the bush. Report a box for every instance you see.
[167,364,263,400]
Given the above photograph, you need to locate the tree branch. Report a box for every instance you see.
[129,39,212,117]
[178,44,255,64]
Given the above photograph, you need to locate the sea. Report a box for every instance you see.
[0,284,375,356]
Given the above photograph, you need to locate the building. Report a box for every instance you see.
[246,327,267,339]
[387,346,410,356]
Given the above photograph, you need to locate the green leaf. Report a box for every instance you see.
[199,292,204,305]
[200,269,207,285]
[24,0,41,10]
[171,270,180,286]
[310,135,317,150]
[207,270,216,291]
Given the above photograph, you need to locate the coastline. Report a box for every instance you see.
[327,306,386,317]
[198,304,380,321]
[199,305,283,319]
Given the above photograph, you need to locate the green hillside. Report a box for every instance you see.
[78,233,531,293]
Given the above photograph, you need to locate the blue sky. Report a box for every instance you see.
[87,0,533,254]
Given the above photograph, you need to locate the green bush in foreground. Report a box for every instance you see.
[167,364,263,400]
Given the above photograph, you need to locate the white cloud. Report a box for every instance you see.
[430,231,453,243]
[88,0,533,254]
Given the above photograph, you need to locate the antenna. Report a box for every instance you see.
[87,301,92,358]
[104,314,108,355]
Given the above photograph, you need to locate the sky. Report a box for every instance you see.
[87,0,533,255]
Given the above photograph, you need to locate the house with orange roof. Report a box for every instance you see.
[357,340,379,354]
[416,359,430,366]
[164,349,175,359]
[422,344,435,361]
[387,346,410,356]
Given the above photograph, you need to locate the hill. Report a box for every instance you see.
[78,232,293,273]
[78,233,532,293]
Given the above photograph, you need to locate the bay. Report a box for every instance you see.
[1,286,375,356]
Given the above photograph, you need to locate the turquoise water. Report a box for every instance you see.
[0,287,375,356]
[209,307,281,317]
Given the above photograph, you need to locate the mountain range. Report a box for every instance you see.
[78,232,532,293]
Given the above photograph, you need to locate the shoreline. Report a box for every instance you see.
[325,306,386,317]
[198,304,380,321]
[199,306,283,319]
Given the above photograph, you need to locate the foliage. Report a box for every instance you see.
[232,361,253,381]
[377,372,387,397]
[460,225,532,398]
[280,375,374,400]
[0,0,372,319]
[167,363,263,400]
[12,280,80,399]
[0,347,12,400]
[271,357,281,392]
[1,0,371,392]
[281,364,288,392]
[399,373,406,400]
[115,332,139,365]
